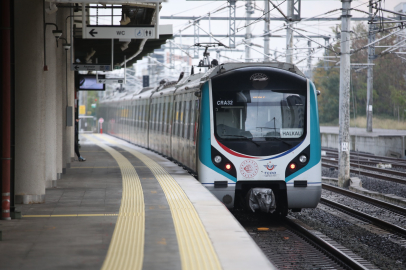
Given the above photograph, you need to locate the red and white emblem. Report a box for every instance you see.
[240,160,259,178]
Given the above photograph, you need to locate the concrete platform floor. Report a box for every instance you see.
[0,144,120,270]
[0,134,276,270]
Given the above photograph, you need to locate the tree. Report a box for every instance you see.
[313,22,406,123]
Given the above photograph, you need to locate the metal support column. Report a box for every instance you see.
[169,40,174,69]
[306,40,312,78]
[338,0,352,188]
[264,0,270,61]
[286,0,294,63]
[194,19,199,58]
[228,0,236,48]
[366,0,375,132]
[245,0,253,62]
[324,38,329,70]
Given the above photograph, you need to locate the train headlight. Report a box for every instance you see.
[289,163,296,170]
[225,163,232,171]
[299,155,307,163]
[214,156,222,164]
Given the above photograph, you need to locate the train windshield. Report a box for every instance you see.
[211,67,307,156]
[214,90,305,140]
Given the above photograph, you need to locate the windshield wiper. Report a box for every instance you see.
[221,135,260,147]
[266,136,292,146]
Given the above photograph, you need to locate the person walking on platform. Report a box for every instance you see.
[75,117,86,161]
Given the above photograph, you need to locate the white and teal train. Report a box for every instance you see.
[100,62,321,216]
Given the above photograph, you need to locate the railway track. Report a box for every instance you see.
[323,158,406,178]
[281,217,376,270]
[321,161,406,184]
[320,197,406,236]
[234,210,378,270]
[322,183,406,217]
[322,148,406,169]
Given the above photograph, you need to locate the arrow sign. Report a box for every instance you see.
[83,26,156,39]
[89,29,98,37]
[70,64,112,71]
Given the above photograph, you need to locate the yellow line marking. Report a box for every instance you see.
[85,134,145,270]
[97,134,222,270]
[70,166,120,169]
[22,214,119,218]
[23,215,51,218]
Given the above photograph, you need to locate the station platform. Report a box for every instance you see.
[0,134,276,270]
[320,126,406,158]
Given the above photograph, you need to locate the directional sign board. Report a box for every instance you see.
[97,78,125,84]
[84,27,156,39]
[72,64,112,71]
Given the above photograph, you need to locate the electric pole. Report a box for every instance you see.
[338,0,352,188]
[366,0,375,132]
[307,40,312,78]
[286,0,294,63]
[245,0,253,62]
[264,0,270,61]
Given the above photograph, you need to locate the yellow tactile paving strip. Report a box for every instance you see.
[85,135,145,270]
[97,134,222,270]
[23,214,119,217]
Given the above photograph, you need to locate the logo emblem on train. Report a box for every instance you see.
[264,161,277,171]
[240,160,259,178]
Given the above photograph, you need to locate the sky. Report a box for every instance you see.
[157,0,402,69]
[97,0,404,90]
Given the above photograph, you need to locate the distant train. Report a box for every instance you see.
[100,62,321,216]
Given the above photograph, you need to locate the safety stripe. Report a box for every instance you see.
[98,134,222,270]
[84,135,145,270]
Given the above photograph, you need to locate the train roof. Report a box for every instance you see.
[101,62,305,103]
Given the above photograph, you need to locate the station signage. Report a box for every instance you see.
[84,27,156,39]
[72,64,112,71]
[97,78,125,84]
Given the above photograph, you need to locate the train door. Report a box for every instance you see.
[180,96,186,165]
[146,99,151,149]
[183,95,191,168]
[149,99,155,150]
[189,96,197,172]
[172,98,180,161]
[168,96,174,159]
[157,97,164,153]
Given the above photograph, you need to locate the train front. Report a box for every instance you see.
[198,65,321,215]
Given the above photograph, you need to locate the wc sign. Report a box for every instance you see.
[84,27,156,39]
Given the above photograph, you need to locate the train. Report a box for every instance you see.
[99,62,321,216]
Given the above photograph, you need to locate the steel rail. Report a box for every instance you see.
[284,217,370,270]
[323,154,406,169]
[322,158,406,178]
[320,198,406,236]
[322,183,406,216]
[321,162,406,184]
[322,148,406,164]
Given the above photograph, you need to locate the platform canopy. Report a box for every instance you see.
[74,25,172,67]
[47,0,161,3]
[70,1,172,68]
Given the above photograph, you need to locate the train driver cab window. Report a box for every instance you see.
[213,89,305,141]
